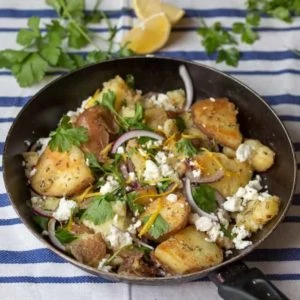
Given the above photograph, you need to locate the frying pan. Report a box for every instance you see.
[3,57,297,299]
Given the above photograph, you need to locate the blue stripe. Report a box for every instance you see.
[279,115,300,122]
[0,218,21,226]
[0,276,110,283]
[0,96,29,106]
[0,118,14,123]
[0,194,10,207]
[0,142,3,153]
[246,248,300,262]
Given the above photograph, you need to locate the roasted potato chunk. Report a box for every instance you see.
[144,107,168,130]
[68,233,107,268]
[243,139,275,172]
[31,146,94,197]
[192,98,242,149]
[236,196,280,232]
[154,226,223,274]
[196,152,253,197]
[138,194,190,241]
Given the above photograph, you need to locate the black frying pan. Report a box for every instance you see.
[3,57,297,299]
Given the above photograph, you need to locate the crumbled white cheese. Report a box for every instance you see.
[145,140,153,149]
[153,140,163,147]
[37,137,50,155]
[127,219,142,234]
[160,163,176,178]
[143,160,161,183]
[166,193,178,203]
[225,250,233,257]
[232,225,252,250]
[53,198,77,221]
[217,208,230,228]
[192,169,201,178]
[206,223,224,242]
[29,168,37,177]
[223,196,243,212]
[100,176,119,194]
[236,143,253,162]
[116,146,125,154]
[149,93,177,111]
[138,148,148,157]
[97,257,112,272]
[128,172,136,182]
[195,216,214,232]
[106,226,132,250]
[155,151,168,164]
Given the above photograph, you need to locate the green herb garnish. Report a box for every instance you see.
[125,74,135,89]
[192,184,218,213]
[49,115,88,152]
[55,227,77,244]
[143,214,169,239]
[33,215,49,231]
[176,138,197,157]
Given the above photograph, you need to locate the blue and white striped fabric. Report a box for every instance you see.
[0,0,300,299]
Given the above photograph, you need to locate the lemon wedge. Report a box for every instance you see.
[132,0,184,25]
[123,13,171,54]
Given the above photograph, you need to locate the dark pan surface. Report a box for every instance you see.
[3,57,297,284]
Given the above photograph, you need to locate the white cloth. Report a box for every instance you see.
[0,0,300,299]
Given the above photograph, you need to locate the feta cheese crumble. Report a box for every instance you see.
[106,226,132,250]
[166,193,178,203]
[143,160,161,183]
[116,146,125,154]
[127,219,142,234]
[194,216,213,232]
[192,169,201,178]
[236,143,253,162]
[53,198,77,221]
[149,93,176,111]
[100,176,119,194]
[232,225,252,250]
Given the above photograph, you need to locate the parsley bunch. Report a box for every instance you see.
[0,0,134,87]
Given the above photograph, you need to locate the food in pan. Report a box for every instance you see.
[23,68,279,277]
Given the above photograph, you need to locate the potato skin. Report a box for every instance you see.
[244,139,275,172]
[31,146,94,197]
[138,194,190,242]
[154,226,223,274]
[192,98,242,149]
[196,152,253,197]
[236,196,280,232]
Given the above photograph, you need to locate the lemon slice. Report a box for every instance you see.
[123,13,171,54]
[161,2,185,25]
[132,0,184,25]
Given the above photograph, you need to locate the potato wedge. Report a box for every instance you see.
[154,226,223,274]
[196,152,253,197]
[138,194,190,241]
[144,107,168,130]
[236,196,280,232]
[192,98,242,149]
[31,146,94,197]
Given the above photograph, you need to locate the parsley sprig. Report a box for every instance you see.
[0,0,134,87]
[176,138,198,157]
[49,115,88,152]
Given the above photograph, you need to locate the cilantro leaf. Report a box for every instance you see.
[217,47,240,67]
[233,22,258,44]
[143,214,169,239]
[55,228,77,244]
[85,152,102,169]
[49,115,88,152]
[67,22,89,49]
[126,191,145,214]
[86,50,111,64]
[17,16,41,46]
[175,116,186,132]
[246,12,261,26]
[192,184,218,213]
[269,7,292,22]
[33,215,49,231]
[100,90,117,113]
[81,196,114,225]
[39,44,61,65]
[125,74,135,89]
[176,139,197,157]
[0,50,29,68]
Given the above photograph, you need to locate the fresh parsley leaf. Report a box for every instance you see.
[246,12,261,27]
[143,214,169,239]
[85,152,102,169]
[124,103,145,129]
[125,74,135,89]
[67,22,89,49]
[126,191,145,214]
[0,50,29,69]
[233,22,259,44]
[81,196,114,225]
[86,50,111,64]
[176,139,197,157]
[157,178,172,193]
[175,116,186,132]
[39,43,61,65]
[220,224,233,239]
[55,228,77,244]
[32,215,49,231]
[217,47,240,67]
[100,90,117,113]
[17,16,41,46]
[49,115,88,152]
[192,184,218,213]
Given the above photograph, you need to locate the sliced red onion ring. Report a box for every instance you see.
[48,218,66,252]
[179,65,193,111]
[186,169,224,183]
[111,130,164,153]
[185,177,218,221]
[32,205,53,218]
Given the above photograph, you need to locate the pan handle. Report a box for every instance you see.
[208,261,290,300]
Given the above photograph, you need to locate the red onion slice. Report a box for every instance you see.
[32,205,53,218]
[179,65,193,111]
[48,218,66,252]
[186,169,224,183]
[111,130,164,153]
[184,178,218,221]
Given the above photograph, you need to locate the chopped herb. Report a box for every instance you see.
[192,184,218,213]
[85,152,102,170]
[55,227,77,244]
[33,215,49,231]
[216,47,240,67]
[175,116,186,132]
[157,178,172,193]
[126,191,145,214]
[176,138,198,157]
[49,115,88,152]
[138,136,153,145]
[220,224,233,239]
[143,214,169,239]
[125,74,135,89]
[81,195,114,225]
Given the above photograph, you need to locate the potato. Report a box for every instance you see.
[236,196,280,232]
[244,139,275,172]
[166,89,185,110]
[192,98,242,149]
[196,152,253,197]
[163,119,179,137]
[222,146,236,159]
[138,194,190,241]
[144,107,168,130]
[31,146,94,197]
[154,226,223,274]
[68,233,107,267]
